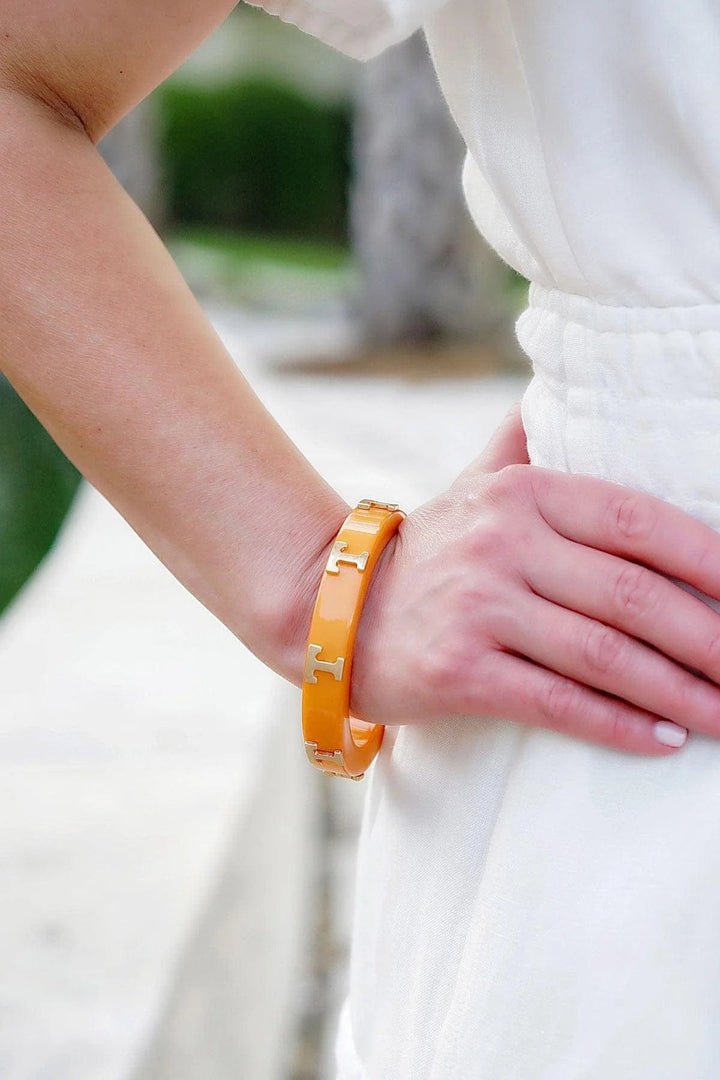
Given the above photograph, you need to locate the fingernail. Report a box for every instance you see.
[653,720,688,748]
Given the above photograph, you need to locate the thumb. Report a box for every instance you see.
[455,399,530,485]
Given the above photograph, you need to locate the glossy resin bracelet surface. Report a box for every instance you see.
[302,500,405,780]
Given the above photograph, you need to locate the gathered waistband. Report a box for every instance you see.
[528,282,720,335]
[517,282,720,531]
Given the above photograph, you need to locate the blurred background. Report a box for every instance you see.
[0,5,531,1079]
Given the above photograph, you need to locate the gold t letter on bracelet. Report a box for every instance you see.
[302,499,405,780]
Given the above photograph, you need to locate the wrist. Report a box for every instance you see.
[260,495,351,688]
[347,528,399,721]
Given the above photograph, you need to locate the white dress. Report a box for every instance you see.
[248,2,720,1076]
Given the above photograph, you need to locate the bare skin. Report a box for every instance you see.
[1,2,720,756]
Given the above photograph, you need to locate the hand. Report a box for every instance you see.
[350,401,720,754]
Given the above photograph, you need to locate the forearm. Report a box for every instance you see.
[0,87,349,683]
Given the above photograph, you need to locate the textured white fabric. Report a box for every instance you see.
[246,1,720,1076]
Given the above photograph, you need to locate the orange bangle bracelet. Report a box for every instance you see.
[302,499,405,780]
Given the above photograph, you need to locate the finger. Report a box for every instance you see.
[503,593,720,738]
[529,469,720,604]
[521,533,720,685]
[484,650,687,755]
[460,400,529,481]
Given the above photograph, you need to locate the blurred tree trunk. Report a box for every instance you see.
[98,97,165,229]
[349,32,514,348]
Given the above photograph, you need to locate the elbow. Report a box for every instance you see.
[0,49,112,145]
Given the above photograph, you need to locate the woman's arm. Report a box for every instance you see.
[0,2,349,684]
[6,2,720,756]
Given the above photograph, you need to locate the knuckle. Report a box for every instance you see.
[692,541,716,579]
[467,521,507,562]
[485,595,522,645]
[497,462,529,489]
[670,674,701,721]
[538,677,637,747]
[612,565,661,619]
[581,622,627,676]
[609,708,634,746]
[703,628,720,674]
[539,675,580,725]
[423,637,473,698]
[486,463,529,505]
[607,491,657,546]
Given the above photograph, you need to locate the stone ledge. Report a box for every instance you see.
[0,485,317,1080]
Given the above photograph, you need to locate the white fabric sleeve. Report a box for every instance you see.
[242,0,449,61]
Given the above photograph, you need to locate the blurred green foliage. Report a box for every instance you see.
[168,225,351,270]
[165,224,354,309]
[158,77,352,240]
[0,376,81,616]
